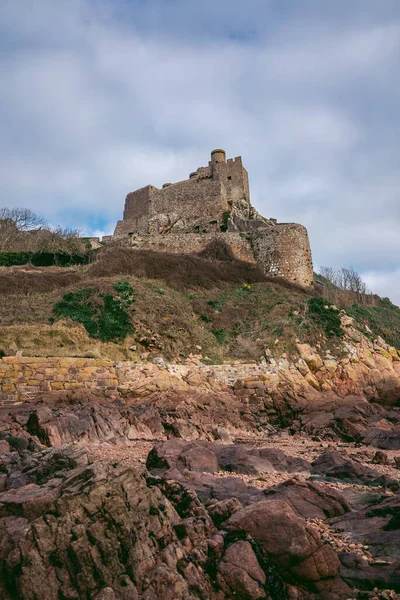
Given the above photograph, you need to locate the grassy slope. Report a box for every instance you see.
[345,301,400,349]
[0,248,399,361]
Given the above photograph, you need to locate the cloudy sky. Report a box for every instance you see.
[1,0,400,303]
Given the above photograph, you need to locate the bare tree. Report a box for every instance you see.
[317,265,371,305]
[35,226,84,257]
[342,267,367,294]
[0,207,47,231]
[0,207,47,251]
[319,266,338,286]
[0,207,84,256]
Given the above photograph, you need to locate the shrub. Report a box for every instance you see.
[208,299,223,312]
[114,280,135,305]
[0,252,33,266]
[200,314,212,323]
[308,297,344,338]
[53,281,134,342]
[220,211,231,232]
[0,251,89,267]
[212,329,229,344]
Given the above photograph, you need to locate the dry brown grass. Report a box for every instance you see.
[88,247,266,290]
[1,247,375,361]
[0,322,133,359]
[196,239,237,261]
[0,266,82,295]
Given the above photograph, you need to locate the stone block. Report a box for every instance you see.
[50,382,65,390]
[2,384,16,392]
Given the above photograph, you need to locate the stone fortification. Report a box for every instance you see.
[107,149,314,287]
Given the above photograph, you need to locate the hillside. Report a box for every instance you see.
[0,247,399,361]
[1,246,400,599]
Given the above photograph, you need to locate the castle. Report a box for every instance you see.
[106,149,314,287]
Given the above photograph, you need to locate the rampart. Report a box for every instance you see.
[108,149,315,288]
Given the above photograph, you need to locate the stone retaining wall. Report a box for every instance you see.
[0,356,272,404]
[1,329,399,409]
[0,357,119,403]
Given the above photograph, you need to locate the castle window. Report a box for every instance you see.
[227,176,232,180]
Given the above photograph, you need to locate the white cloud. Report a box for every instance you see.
[0,0,400,301]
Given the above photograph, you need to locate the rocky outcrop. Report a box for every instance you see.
[0,445,357,600]
[312,451,399,488]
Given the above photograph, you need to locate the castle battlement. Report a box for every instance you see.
[109,149,314,287]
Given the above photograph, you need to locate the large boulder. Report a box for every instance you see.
[225,499,345,594]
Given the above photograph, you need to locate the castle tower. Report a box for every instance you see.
[211,149,226,165]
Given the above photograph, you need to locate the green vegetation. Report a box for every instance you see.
[220,211,231,232]
[308,297,344,338]
[53,281,135,342]
[346,301,400,349]
[2,246,399,361]
[0,251,89,267]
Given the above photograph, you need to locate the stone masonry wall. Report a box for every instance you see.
[115,151,251,238]
[0,357,118,403]
[1,325,400,416]
[253,223,314,287]
[123,185,154,222]
[109,150,314,288]
[0,356,268,405]
[126,232,256,263]
[149,177,227,232]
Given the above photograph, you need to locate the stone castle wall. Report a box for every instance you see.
[253,224,314,287]
[110,226,315,287]
[109,149,315,288]
[127,232,256,263]
[115,151,251,238]
[149,177,227,232]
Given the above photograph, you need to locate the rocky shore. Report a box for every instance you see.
[0,313,399,599]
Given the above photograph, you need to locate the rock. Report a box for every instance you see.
[23,444,89,484]
[0,458,203,599]
[141,565,190,600]
[226,499,342,591]
[372,451,389,465]
[263,478,350,519]
[217,540,267,599]
[330,491,400,591]
[0,439,10,455]
[147,440,311,478]
[217,445,311,476]
[0,482,59,520]
[312,451,397,487]
[207,497,243,526]
[94,588,117,600]
[296,343,324,371]
[375,376,400,407]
